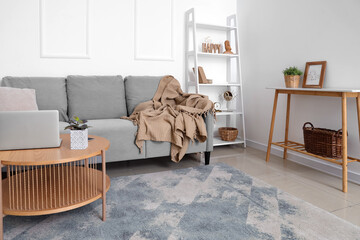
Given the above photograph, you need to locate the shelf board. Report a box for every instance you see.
[272,140,360,165]
[187,51,239,58]
[216,111,242,116]
[195,23,237,31]
[213,137,244,147]
[199,83,241,87]
[187,82,241,87]
[198,52,239,58]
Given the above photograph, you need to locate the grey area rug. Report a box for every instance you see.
[4,163,360,240]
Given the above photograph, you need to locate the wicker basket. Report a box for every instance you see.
[303,122,343,159]
[219,127,238,141]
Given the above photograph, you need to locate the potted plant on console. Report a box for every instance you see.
[282,66,303,88]
[65,116,90,150]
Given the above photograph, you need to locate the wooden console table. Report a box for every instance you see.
[266,87,360,193]
[0,134,110,239]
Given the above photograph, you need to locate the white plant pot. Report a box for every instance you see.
[70,129,88,150]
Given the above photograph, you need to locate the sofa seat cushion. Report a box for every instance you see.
[1,77,68,121]
[124,76,163,115]
[60,119,145,162]
[67,75,127,120]
[145,140,206,159]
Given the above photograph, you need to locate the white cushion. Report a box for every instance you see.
[0,87,38,111]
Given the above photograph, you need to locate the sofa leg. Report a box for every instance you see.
[204,152,211,165]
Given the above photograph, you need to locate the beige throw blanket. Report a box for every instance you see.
[122,75,214,162]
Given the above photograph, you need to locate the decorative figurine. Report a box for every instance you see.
[202,37,213,53]
[202,37,222,54]
[214,102,222,112]
[193,66,208,83]
[223,91,233,101]
[215,44,221,53]
[223,40,234,54]
[210,44,215,53]
[202,43,207,52]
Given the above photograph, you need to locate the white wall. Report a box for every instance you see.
[0,0,236,87]
[238,0,360,181]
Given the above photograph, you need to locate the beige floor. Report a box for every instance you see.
[106,146,360,227]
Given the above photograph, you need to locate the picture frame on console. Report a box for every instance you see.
[302,61,327,88]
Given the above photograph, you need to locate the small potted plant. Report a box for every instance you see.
[64,116,90,150]
[282,66,303,88]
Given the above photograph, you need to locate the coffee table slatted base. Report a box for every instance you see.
[2,161,110,216]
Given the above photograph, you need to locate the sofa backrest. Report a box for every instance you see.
[66,75,127,120]
[124,76,163,115]
[1,75,162,120]
[1,77,68,122]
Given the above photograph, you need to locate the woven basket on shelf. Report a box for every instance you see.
[219,127,238,141]
[303,122,343,159]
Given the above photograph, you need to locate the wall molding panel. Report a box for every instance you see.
[134,0,174,61]
[39,0,90,59]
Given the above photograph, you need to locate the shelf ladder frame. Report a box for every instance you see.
[184,8,246,147]
[227,14,246,147]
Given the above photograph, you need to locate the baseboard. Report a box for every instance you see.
[246,139,360,185]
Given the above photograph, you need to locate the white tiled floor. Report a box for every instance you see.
[106,146,360,226]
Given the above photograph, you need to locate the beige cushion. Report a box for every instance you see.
[0,87,38,111]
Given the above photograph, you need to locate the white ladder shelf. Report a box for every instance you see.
[184,8,246,147]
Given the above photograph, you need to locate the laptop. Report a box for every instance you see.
[0,110,62,150]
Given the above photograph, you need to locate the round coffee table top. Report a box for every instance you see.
[0,134,110,166]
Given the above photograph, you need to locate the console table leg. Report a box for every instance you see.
[283,94,291,160]
[0,164,3,240]
[266,90,279,162]
[342,94,348,193]
[356,95,360,141]
[101,151,106,221]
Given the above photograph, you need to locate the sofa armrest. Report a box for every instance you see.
[204,112,214,152]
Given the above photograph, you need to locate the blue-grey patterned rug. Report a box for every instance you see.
[4,163,360,240]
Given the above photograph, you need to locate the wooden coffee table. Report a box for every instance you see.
[0,134,110,239]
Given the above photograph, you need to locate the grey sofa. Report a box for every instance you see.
[1,76,213,164]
